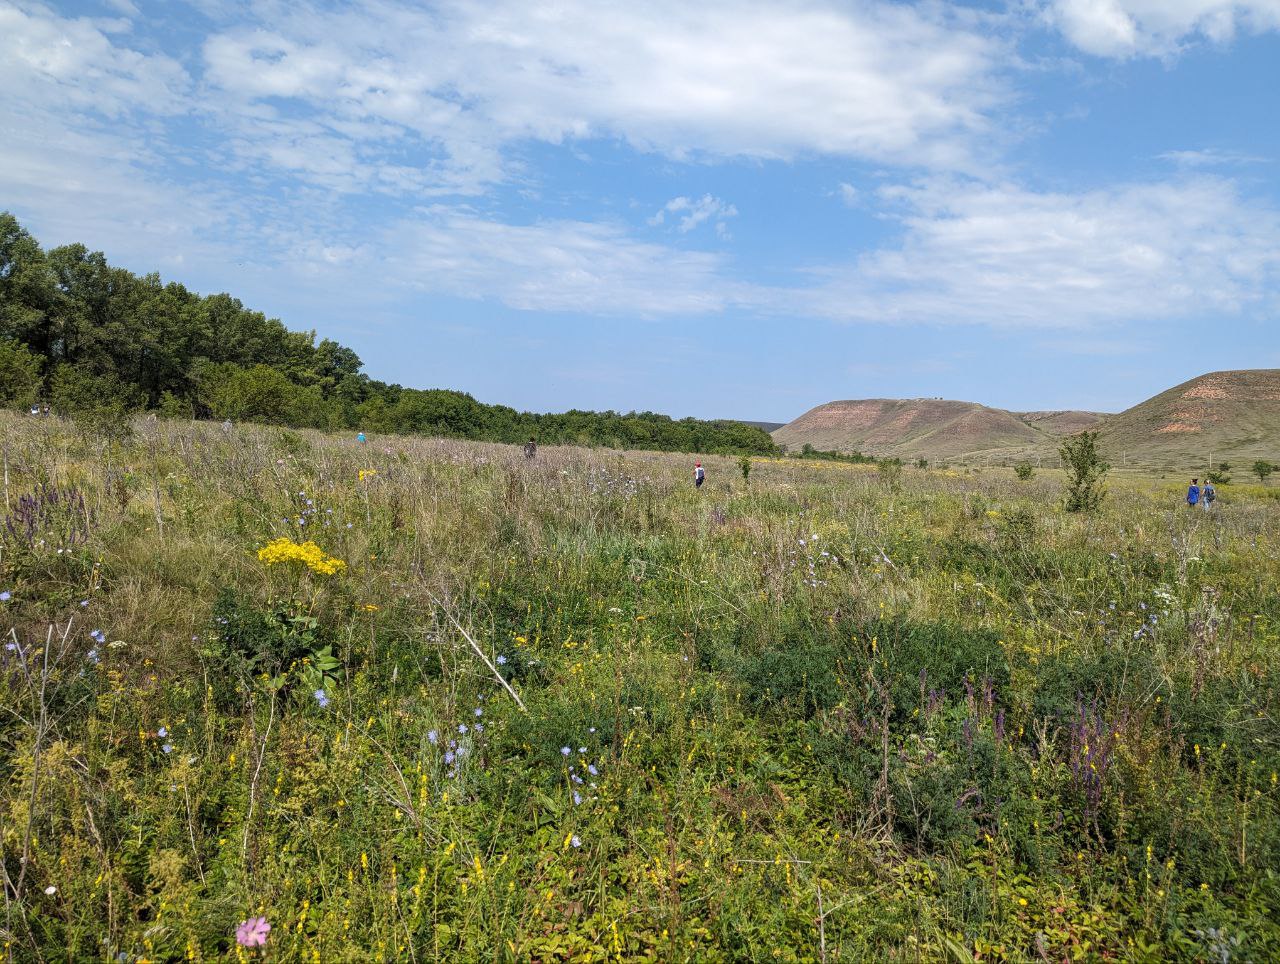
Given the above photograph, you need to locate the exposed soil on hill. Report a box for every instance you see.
[771,370,1280,467]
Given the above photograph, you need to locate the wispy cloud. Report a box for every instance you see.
[1159,148,1269,168]
[799,176,1280,328]
[385,209,758,317]
[648,195,737,235]
[1044,0,1280,58]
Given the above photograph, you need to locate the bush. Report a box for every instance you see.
[877,457,904,491]
[49,363,143,437]
[1060,431,1109,512]
[1014,461,1035,481]
[0,338,42,408]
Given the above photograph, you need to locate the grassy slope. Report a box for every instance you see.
[2,413,1280,960]
[772,400,1102,462]
[1097,369,1280,470]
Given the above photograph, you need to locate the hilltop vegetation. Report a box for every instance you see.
[2,413,1278,960]
[0,213,774,455]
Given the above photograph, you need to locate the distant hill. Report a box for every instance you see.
[1015,410,1106,435]
[772,398,1096,461]
[1098,370,1280,467]
[772,371,1280,468]
[737,420,785,432]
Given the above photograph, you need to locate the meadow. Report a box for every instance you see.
[1,412,1278,961]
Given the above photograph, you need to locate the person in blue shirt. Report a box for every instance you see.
[1186,478,1200,507]
[356,432,366,443]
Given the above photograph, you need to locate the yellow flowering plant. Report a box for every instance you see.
[257,538,347,576]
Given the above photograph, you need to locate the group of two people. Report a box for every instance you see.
[1187,478,1216,510]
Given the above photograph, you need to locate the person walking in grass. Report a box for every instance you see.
[1187,478,1200,508]
[694,461,705,489]
[1202,480,1216,511]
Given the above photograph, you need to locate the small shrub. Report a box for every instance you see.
[1060,431,1109,512]
[1014,461,1035,481]
[877,457,904,491]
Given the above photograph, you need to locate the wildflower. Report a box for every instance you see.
[314,689,330,709]
[235,916,271,948]
[458,724,468,734]
[444,751,455,765]
[162,743,173,754]
[44,885,57,896]
[427,730,438,744]
[496,655,508,665]
[474,708,483,717]
[573,791,582,805]
[578,746,586,753]
[587,764,598,776]
[90,629,105,643]
[86,648,100,664]
[0,591,10,602]
[473,723,484,733]
[561,747,571,757]
[571,835,582,848]
[158,726,168,738]
[257,537,347,576]
[79,599,89,607]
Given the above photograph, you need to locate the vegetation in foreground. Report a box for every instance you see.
[2,412,1279,961]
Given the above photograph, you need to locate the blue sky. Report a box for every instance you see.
[3,0,1279,421]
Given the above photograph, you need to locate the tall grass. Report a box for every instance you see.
[1,411,1278,961]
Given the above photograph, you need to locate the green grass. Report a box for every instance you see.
[2,411,1279,961]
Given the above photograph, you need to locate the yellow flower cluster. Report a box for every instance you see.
[257,537,347,576]
[358,468,378,481]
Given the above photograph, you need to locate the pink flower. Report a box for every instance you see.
[235,916,271,947]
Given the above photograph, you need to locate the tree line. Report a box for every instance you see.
[0,213,776,454]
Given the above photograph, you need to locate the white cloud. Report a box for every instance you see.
[837,183,861,206]
[194,0,1011,193]
[1045,0,1280,57]
[0,2,189,114]
[800,176,1280,327]
[1159,148,1269,167]
[387,210,755,316]
[648,195,737,234]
